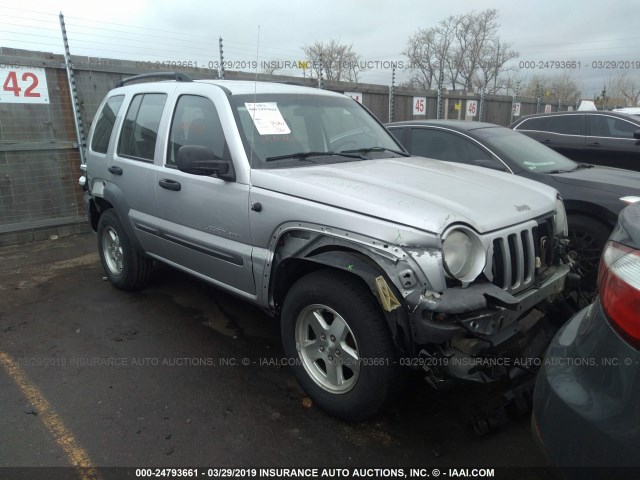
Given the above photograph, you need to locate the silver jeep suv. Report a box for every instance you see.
[83,73,571,420]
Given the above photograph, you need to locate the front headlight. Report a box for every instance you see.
[554,196,568,236]
[442,228,486,282]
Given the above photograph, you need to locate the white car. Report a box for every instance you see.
[613,107,640,117]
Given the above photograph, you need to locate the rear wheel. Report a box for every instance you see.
[97,209,152,291]
[567,215,610,291]
[281,270,399,421]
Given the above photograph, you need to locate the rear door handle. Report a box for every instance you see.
[108,166,123,175]
[541,139,551,143]
[588,142,601,147]
[159,179,181,191]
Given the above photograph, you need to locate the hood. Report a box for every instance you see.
[550,166,640,196]
[251,157,558,234]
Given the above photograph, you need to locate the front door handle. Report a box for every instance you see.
[108,166,123,175]
[159,179,181,191]
[587,142,601,147]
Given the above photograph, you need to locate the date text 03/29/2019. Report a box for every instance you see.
[134,467,497,478]
[518,60,640,70]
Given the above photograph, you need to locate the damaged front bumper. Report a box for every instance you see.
[406,264,570,387]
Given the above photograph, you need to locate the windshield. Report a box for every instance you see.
[229,94,404,169]
[474,127,577,173]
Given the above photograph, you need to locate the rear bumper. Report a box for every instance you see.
[533,301,640,467]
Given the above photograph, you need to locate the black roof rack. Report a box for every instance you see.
[115,72,193,88]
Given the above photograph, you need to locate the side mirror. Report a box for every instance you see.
[633,130,640,140]
[177,145,234,180]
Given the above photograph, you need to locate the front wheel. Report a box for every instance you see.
[281,270,399,421]
[97,209,152,291]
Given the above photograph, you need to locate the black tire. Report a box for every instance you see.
[97,209,152,291]
[281,269,399,421]
[567,214,611,291]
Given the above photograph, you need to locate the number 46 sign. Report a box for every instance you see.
[0,67,50,104]
[466,100,478,117]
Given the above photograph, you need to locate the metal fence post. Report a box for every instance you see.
[59,12,86,168]
[388,65,395,122]
[318,53,324,89]
[219,37,225,80]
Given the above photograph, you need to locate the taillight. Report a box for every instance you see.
[598,241,640,347]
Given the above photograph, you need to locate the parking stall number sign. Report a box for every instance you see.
[466,100,478,117]
[344,92,363,103]
[413,97,426,115]
[0,66,49,104]
[513,102,521,117]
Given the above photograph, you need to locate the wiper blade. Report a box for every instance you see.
[341,146,410,157]
[550,163,595,174]
[265,151,366,162]
[575,163,594,170]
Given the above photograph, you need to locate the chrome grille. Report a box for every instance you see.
[488,220,541,294]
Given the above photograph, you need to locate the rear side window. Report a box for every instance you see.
[167,95,229,166]
[118,93,167,161]
[410,128,467,162]
[588,115,639,139]
[515,116,550,131]
[91,95,124,154]
[546,115,584,135]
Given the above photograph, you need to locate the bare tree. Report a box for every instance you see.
[548,72,582,103]
[519,73,548,98]
[520,72,582,103]
[474,38,519,94]
[608,72,640,107]
[403,27,439,89]
[404,9,517,93]
[403,15,457,90]
[301,40,365,82]
[502,70,526,96]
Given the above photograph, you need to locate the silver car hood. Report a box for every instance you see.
[251,157,558,234]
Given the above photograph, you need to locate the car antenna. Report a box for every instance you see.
[249,25,260,171]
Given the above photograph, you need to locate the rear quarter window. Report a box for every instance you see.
[90,95,125,154]
[118,93,167,161]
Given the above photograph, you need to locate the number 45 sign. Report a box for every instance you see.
[1,67,50,104]
[413,97,426,115]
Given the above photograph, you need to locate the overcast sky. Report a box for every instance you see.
[1,0,639,98]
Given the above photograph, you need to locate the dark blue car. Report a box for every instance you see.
[386,120,640,291]
[532,201,640,471]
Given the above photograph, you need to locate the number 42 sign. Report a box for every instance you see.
[0,67,50,104]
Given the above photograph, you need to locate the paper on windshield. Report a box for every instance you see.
[245,102,291,135]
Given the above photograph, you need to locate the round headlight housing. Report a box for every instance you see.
[442,228,486,282]
[554,196,568,236]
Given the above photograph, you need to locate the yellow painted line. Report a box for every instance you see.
[0,351,102,480]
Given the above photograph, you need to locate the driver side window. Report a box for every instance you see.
[167,95,229,166]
